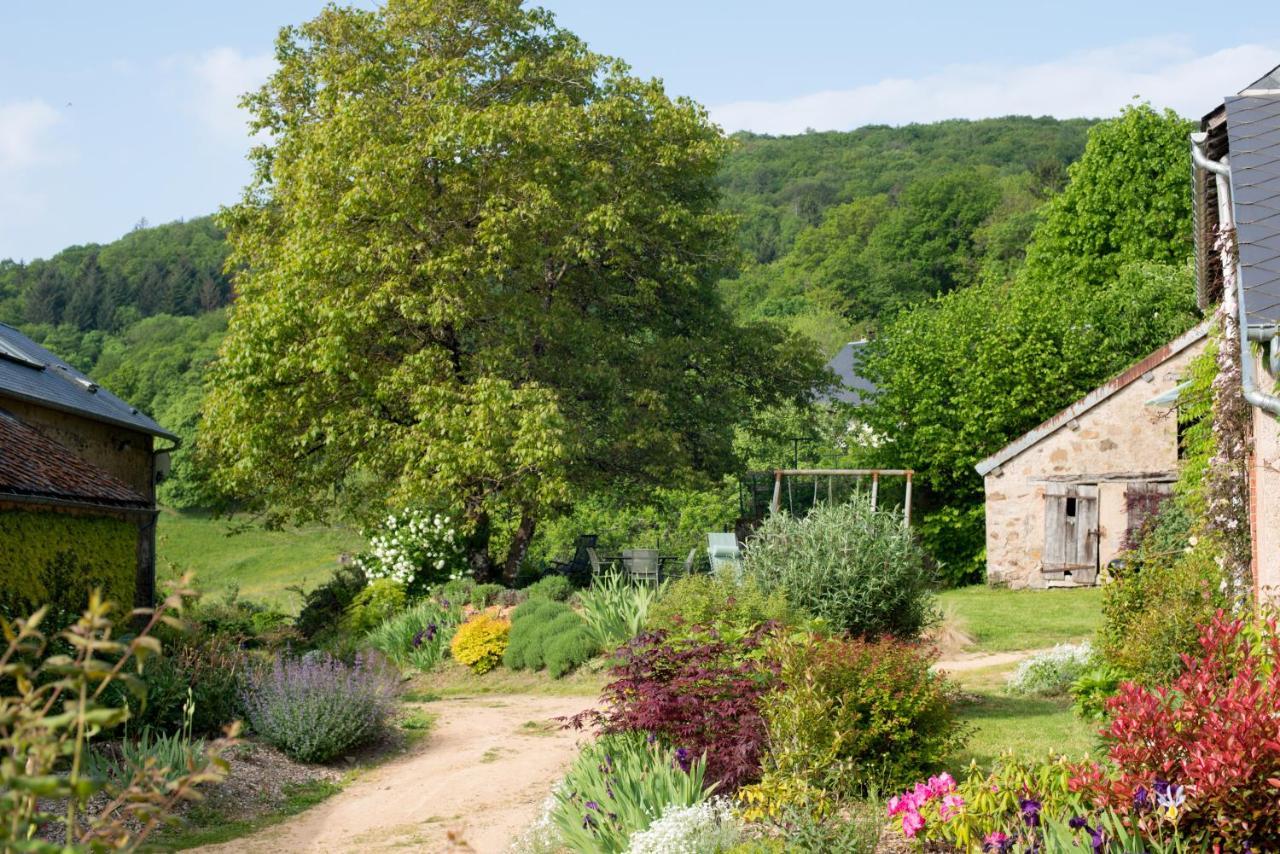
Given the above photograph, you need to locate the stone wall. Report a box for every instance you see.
[1251,352,1280,600]
[984,338,1206,588]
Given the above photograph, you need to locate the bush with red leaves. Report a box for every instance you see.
[578,625,778,791]
[1074,611,1280,847]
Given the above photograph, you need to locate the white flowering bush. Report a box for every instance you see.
[510,792,562,854]
[356,509,466,595]
[1006,642,1093,697]
[625,798,742,854]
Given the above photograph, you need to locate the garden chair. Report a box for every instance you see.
[551,534,598,585]
[707,532,741,577]
[622,548,661,586]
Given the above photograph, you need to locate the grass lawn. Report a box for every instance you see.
[946,662,1099,769]
[155,509,363,611]
[937,585,1103,653]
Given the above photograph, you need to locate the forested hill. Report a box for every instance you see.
[719,116,1094,350]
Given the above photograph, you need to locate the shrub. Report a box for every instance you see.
[505,600,599,677]
[450,612,510,674]
[293,563,367,641]
[550,732,710,854]
[366,598,463,672]
[525,574,573,602]
[118,631,249,738]
[647,573,799,640]
[1070,661,1126,721]
[469,582,505,608]
[0,581,235,850]
[585,626,776,791]
[578,572,661,650]
[1005,642,1093,697]
[243,652,397,762]
[1074,612,1280,847]
[742,502,935,638]
[342,578,407,635]
[356,509,466,595]
[625,797,742,854]
[749,634,966,805]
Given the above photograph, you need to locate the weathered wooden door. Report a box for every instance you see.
[1044,483,1099,574]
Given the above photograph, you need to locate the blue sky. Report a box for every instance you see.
[2,1,1278,261]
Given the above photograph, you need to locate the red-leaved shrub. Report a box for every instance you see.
[1074,611,1280,847]
[579,625,777,791]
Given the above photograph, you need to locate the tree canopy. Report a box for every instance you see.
[858,105,1200,581]
[199,0,823,580]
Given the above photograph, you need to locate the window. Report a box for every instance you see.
[1065,496,1077,518]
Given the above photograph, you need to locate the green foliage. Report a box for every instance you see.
[365,599,463,673]
[0,217,231,331]
[201,0,823,580]
[120,632,249,739]
[450,613,511,674]
[578,572,662,650]
[551,732,710,854]
[504,600,599,678]
[0,510,138,623]
[1070,661,1127,721]
[524,575,573,602]
[647,573,800,639]
[859,104,1202,572]
[751,634,966,802]
[341,579,407,636]
[292,564,367,643]
[0,581,235,851]
[743,503,935,638]
[87,691,206,785]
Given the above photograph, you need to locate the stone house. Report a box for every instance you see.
[975,324,1208,588]
[0,323,176,615]
[1191,64,1280,598]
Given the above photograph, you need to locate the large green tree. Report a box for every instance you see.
[200,0,822,581]
[859,104,1200,582]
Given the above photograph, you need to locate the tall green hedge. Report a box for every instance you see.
[0,510,138,620]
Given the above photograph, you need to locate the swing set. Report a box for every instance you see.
[756,468,914,524]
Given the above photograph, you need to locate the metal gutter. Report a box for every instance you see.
[1191,133,1280,417]
[0,492,157,516]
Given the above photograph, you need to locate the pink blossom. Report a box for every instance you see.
[902,810,925,838]
[939,793,965,820]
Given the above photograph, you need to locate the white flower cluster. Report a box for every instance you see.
[356,509,462,587]
[509,793,560,854]
[1006,641,1093,697]
[625,798,742,854]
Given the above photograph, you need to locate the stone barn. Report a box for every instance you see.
[975,322,1209,588]
[0,323,176,617]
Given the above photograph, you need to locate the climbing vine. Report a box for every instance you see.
[1207,228,1253,597]
[0,510,138,622]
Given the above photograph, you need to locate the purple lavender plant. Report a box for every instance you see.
[242,652,398,762]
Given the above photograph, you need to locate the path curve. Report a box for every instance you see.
[197,694,595,854]
[935,648,1041,673]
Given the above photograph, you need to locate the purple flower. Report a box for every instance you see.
[1133,785,1150,811]
[1020,797,1041,827]
[582,813,596,830]
[673,747,692,772]
[1090,825,1107,852]
[424,622,438,641]
[1069,816,1090,830]
[411,629,425,648]
[585,800,600,811]
[1153,778,1170,798]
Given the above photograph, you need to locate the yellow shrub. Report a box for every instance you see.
[738,772,833,823]
[449,612,510,674]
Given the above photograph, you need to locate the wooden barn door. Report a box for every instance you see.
[1044,483,1099,582]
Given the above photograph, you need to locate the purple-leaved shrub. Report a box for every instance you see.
[243,652,397,762]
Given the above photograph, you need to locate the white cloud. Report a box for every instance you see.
[188,47,275,141]
[711,40,1280,134]
[0,99,61,173]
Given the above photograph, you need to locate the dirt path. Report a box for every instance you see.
[935,648,1040,673]
[197,694,595,854]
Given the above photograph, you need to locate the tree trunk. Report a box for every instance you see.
[465,510,497,583]
[503,513,538,584]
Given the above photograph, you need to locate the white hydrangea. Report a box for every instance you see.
[625,798,742,854]
[356,508,466,589]
[509,793,561,854]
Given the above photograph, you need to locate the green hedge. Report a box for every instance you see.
[0,509,138,619]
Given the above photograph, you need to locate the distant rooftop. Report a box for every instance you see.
[817,340,877,406]
[0,323,177,441]
[1224,91,1280,327]
[0,409,149,507]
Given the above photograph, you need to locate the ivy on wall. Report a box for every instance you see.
[0,509,137,620]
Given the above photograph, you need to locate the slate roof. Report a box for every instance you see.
[0,323,176,441]
[817,340,877,406]
[0,409,149,508]
[1225,93,1280,327]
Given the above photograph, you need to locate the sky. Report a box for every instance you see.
[2,1,1278,262]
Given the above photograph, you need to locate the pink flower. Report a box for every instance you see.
[902,810,925,838]
[939,793,965,820]
[886,795,903,816]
